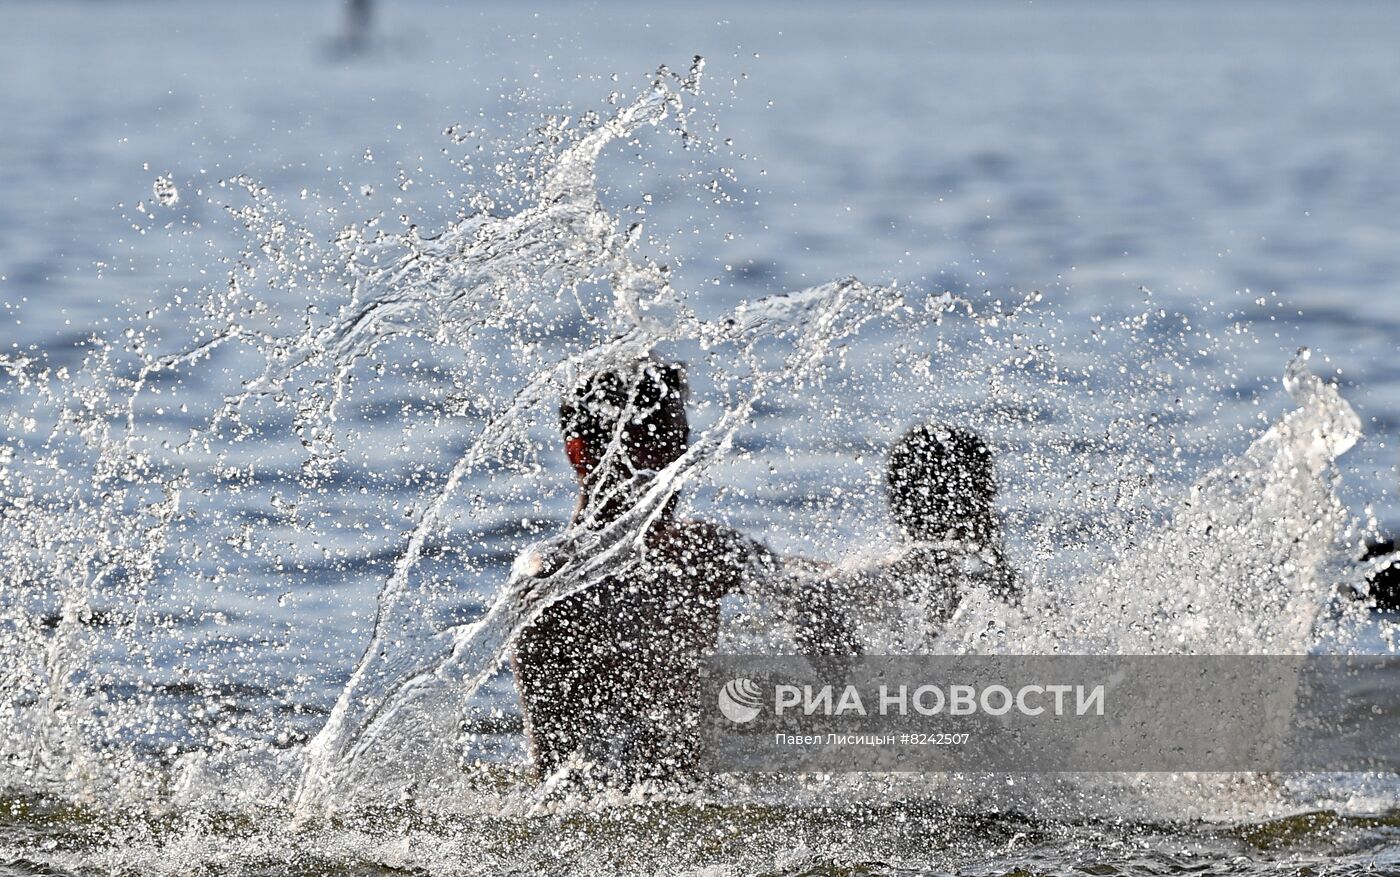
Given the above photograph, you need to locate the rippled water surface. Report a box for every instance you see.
[1,1,1398,874]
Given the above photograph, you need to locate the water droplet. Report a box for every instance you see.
[153,175,179,206]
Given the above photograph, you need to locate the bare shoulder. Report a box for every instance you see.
[646,519,775,592]
[654,518,766,558]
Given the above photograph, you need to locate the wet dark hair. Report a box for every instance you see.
[886,421,997,544]
[559,356,689,474]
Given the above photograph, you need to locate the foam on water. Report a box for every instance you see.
[0,62,1394,875]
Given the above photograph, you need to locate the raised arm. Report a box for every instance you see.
[660,520,862,656]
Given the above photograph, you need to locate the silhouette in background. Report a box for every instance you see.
[344,0,372,52]
[867,422,1019,634]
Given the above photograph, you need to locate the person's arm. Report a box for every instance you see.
[786,567,863,656]
[979,542,1021,606]
[684,521,861,656]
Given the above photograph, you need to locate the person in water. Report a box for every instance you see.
[512,356,832,784]
[511,361,1012,781]
[866,421,1020,633]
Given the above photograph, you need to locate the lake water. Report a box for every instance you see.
[1,1,1398,874]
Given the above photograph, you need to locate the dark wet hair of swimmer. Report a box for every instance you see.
[886,421,998,546]
[884,421,1019,604]
[559,356,689,486]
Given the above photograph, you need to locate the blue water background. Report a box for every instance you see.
[2,0,1398,748]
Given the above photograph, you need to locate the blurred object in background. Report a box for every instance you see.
[347,0,372,48]
[331,0,373,56]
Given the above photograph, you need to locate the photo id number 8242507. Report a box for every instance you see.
[903,732,970,746]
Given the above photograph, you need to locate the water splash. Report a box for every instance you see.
[0,58,1393,876]
[291,276,945,816]
[928,346,1364,659]
[153,175,180,208]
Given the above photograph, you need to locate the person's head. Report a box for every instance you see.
[558,356,689,485]
[885,421,998,544]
